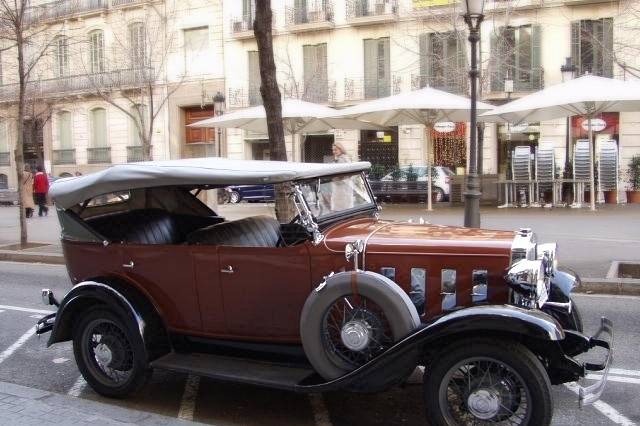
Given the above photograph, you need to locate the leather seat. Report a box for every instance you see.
[87,209,181,245]
[187,216,281,247]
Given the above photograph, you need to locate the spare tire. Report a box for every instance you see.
[300,271,421,380]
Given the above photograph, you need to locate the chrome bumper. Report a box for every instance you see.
[35,289,58,335]
[579,317,614,407]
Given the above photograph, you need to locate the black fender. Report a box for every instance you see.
[295,305,565,393]
[47,281,146,348]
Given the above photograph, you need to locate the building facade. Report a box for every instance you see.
[0,0,639,198]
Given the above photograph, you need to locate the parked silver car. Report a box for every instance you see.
[380,165,454,202]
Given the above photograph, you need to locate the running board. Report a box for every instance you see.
[150,352,316,391]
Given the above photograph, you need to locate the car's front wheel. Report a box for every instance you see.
[424,339,553,426]
[73,308,150,398]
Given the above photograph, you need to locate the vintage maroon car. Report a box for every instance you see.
[36,158,612,425]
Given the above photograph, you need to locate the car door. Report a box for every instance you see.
[217,244,312,342]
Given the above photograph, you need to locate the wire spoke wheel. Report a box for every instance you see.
[81,319,135,388]
[440,357,531,425]
[321,294,393,369]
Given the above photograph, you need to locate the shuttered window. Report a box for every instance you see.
[248,50,262,106]
[90,108,107,148]
[303,43,328,102]
[129,105,147,146]
[419,31,466,94]
[184,27,209,76]
[55,36,69,77]
[89,30,104,74]
[0,119,8,153]
[129,23,146,67]
[571,18,613,78]
[57,111,72,149]
[490,25,541,92]
[363,37,390,99]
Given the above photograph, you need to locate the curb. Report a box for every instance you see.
[0,250,65,265]
[576,277,640,296]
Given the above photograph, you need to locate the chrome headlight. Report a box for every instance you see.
[537,242,558,276]
[505,259,549,309]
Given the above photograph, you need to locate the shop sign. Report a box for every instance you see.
[581,118,607,132]
[510,122,529,133]
[434,122,456,133]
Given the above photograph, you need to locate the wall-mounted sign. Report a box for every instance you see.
[434,121,456,133]
[581,118,607,132]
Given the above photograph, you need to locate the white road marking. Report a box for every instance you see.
[564,383,636,426]
[67,376,87,397]
[177,374,200,421]
[308,393,333,426]
[52,357,69,364]
[0,326,35,365]
[610,368,640,377]
[29,314,42,319]
[0,304,55,315]
[586,374,640,385]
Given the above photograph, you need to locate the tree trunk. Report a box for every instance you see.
[15,32,27,245]
[254,0,292,222]
[254,0,286,162]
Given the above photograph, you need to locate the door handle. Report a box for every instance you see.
[123,261,135,269]
[221,265,234,274]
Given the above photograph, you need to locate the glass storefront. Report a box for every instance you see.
[497,122,540,178]
[432,122,466,171]
[570,112,619,153]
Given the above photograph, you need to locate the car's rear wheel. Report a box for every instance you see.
[433,187,445,203]
[73,309,150,398]
[300,272,420,380]
[228,190,240,204]
[424,339,553,426]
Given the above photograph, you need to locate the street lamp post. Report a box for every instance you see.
[462,0,485,228]
[213,91,226,157]
[560,57,577,180]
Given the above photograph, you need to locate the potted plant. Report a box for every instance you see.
[626,155,640,203]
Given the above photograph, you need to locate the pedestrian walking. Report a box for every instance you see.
[33,166,49,217]
[332,142,351,163]
[21,165,35,218]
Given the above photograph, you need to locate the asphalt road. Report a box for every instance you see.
[0,261,638,425]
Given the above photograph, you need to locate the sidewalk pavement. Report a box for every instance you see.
[1,203,639,284]
[0,380,200,425]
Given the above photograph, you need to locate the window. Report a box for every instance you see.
[184,27,209,76]
[89,30,104,74]
[303,43,328,102]
[472,269,489,303]
[490,25,541,92]
[90,108,107,147]
[363,37,390,99]
[248,51,261,106]
[0,174,7,190]
[441,269,456,310]
[129,104,147,146]
[55,36,69,77]
[87,191,130,207]
[242,0,255,21]
[571,18,613,77]
[0,119,8,153]
[419,31,466,93]
[129,23,146,67]
[57,111,72,149]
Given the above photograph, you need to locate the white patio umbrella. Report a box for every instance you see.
[322,86,494,211]
[190,98,381,162]
[480,74,640,211]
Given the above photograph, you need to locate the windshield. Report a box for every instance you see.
[298,173,375,220]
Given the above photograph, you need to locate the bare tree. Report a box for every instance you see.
[0,0,59,245]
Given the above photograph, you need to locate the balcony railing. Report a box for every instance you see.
[87,147,111,164]
[346,0,398,24]
[285,1,334,31]
[0,152,9,166]
[228,86,263,108]
[489,67,544,93]
[52,149,76,165]
[0,68,152,102]
[411,74,468,95]
[126,146,144,162]
[24,0,150,24]
[230,13,255,38]
[344,76,401,101]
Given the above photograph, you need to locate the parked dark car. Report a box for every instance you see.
[0,189,18,205]
[37,158,612,426]
[223,184,275,203]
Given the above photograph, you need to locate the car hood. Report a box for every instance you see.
[322,218,514,256]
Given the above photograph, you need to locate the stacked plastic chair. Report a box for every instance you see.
[572,139,591,207]
[535,142,555,206]
[511,146,533,206]
[598,140,619,203]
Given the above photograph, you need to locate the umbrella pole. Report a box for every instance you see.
[589,115,596,211]
[426,126,433,212]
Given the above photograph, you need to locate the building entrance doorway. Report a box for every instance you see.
[303,134,334,163]
[23,119,44,171]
